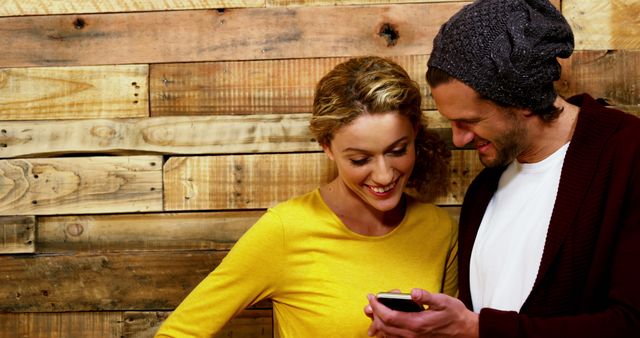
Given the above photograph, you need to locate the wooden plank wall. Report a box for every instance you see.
[0,0,638,337]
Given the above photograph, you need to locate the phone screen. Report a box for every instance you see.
[376,292,424,312]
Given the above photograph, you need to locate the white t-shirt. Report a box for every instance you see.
[470,143,570,312]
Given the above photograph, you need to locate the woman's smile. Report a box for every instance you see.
[366,180,398,196]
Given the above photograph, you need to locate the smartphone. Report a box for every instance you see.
[376,292,424,312]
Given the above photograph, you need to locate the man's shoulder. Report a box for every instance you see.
[570,94,639,147]
[571,93,639,125]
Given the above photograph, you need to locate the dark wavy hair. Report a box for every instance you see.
[310,56,450,202]
[426,66,563,122]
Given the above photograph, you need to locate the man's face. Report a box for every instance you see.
[431,79,529,167]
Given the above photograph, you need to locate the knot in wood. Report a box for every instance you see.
[91,125,117,139]
[66,223,84,237]
[73,18,86,30]
[378,23,400,47]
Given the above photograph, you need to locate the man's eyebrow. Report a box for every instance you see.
[449,117,482,123]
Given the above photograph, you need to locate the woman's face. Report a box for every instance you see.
[323,112,416,212]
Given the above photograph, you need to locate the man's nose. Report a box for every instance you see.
[451,122,474,148]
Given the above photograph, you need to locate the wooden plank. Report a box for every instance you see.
[267,0,558,8]
[564,0,640,50]
[151,47,637,117]
[0,156,163,216]
[37,207,461,251]
[163,150,481,210]
[0,113,462,159]
[150,55,437,115]
[444,206,461,225]
[424,110,452,129]
[0,115,320,159]
[0,0,263,17]
[37,207,461,253]
[0,3,465,67]
[0,309,271,338]
[267,0,461,5]
[124,310,273,338]
[0,216,35,254]
[38,211,264,253]
[163,152,337,211]
[0,250,226,312]
[447,150,482,206]
[0,65,148,121]
[122,312,168,338]
[0,311,123,338]
[558,50,640,113]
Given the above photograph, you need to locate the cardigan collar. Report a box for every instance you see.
[524,94,624,309]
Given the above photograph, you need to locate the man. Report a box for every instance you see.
[365,0,640,337]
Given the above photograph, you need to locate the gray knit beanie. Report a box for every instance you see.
[428,0,574,112]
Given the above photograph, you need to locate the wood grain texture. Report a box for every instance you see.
[0,310,271,338]
[151,50,639,116]
[0,311,123,338]
[564,0,640,50]
[0,113,462,159]
[0,65,148,121]
[37,207,461,253]
[0,250,226,312]
[558,50,640,113]
[0,0,263,16]
[150,55,435,115]
[0,216,35,254]
[0,3,464,67]
[0,114,319,159]
[124,310,273,338]
[267,0,558,8]
[1,0,629,337]
[38,211,264,252]
[163,152,339,211]
[0,156,162,216]
[123,312,168,338]
[446,150,482,206]
[163,150,481,210]
[267,0,462,6]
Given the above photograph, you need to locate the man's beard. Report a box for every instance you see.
[480,110,528,168]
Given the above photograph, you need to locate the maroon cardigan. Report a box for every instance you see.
[457,94,640,337]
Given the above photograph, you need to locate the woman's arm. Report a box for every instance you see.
[155,210,286,337]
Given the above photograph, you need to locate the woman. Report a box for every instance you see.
[155,56,457,337]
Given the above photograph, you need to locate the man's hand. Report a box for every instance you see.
[365,288,479,338]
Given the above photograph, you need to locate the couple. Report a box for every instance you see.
[157,0,640,337]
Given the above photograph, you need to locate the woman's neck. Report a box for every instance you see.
[319,179,406,236]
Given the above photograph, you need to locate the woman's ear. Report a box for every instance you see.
[321,143,335,161]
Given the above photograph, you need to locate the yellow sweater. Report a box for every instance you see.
[156,189,458,337]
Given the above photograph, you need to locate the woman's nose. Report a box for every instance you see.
[371,157,394,185]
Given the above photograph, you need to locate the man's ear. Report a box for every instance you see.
[321,143,335,161]
[518,107,535,118]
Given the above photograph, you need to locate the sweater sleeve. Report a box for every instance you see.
[442,211,459,298]
[155,209,286,338]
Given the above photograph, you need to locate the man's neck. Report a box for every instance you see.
[517,97,580,163]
